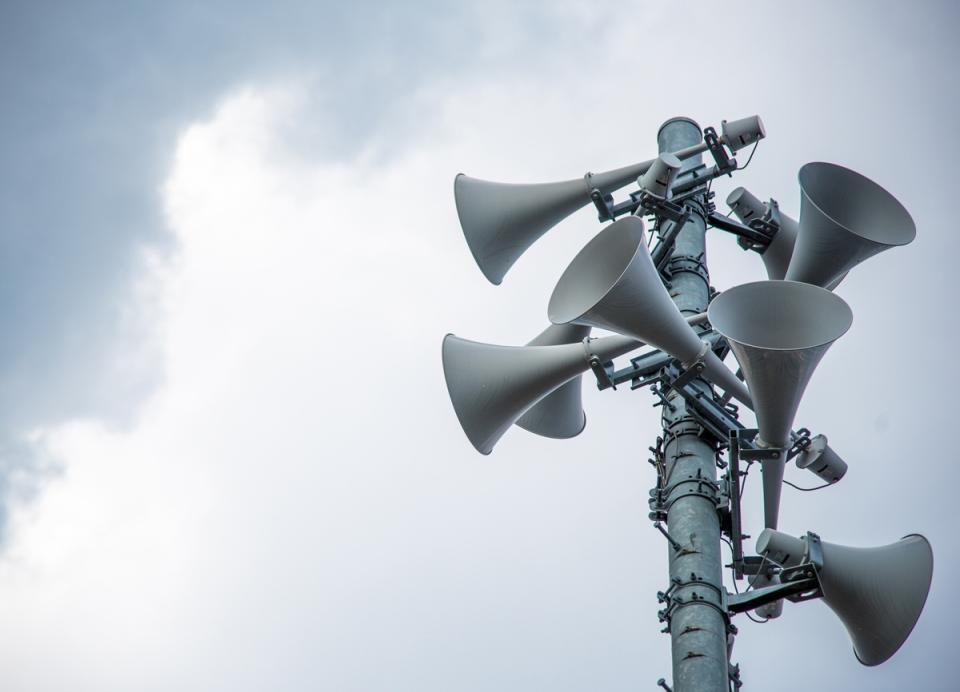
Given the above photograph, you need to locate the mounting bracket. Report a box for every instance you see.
[703,126,736,175]
[726,533,824,614]
[583,338,616,390]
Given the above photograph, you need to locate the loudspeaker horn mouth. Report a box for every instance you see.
[823,533,934,667]
[708,280,852,351]
[548,216,646,325]
[453,173,508,285]
[441,333,494,455]
[799,162,916,247]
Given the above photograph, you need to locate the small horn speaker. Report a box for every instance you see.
[515,323,592,439]
[442,333,640,455]
[721,115,766,152]
[727,187,847,289]
[757,529,933,666]
[795,434,847,484]
[748,571,784,620]
[638,153,682,199]
[548,216,752,407]
[455,160,658,285]
[708,281,852,527]
[727,187,797,281]
[785,162,916,288]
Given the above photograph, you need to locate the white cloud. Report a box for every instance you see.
[0,79,669,691]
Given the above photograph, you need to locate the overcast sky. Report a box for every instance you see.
[0,1,957,690]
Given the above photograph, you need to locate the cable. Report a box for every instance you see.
[738,552,772,624]
[739,460,753,497]
[783,479,833,492]
[722,463,775,627]
[741,554,769,594]
[721,141,759,220]
[723,526,769,624]
[738,141,760,171]
[721,535,734,552]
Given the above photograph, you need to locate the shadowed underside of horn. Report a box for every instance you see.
[515,323,592,439]
[786,162,916,288]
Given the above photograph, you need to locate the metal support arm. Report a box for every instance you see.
[706,212,772,247]
[727,533,824,613]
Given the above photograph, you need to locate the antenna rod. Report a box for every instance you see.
[655,118,732,691]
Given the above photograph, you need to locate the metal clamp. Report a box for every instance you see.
[660,470,721,505]
[682,340,711,370]
[660,589,731,627]
[726,532,824,614]
[737,197,784,253]
[589,187,616,222]
[582,338,616,390]
[586,170,649,222]
[739,445,783,461]
[704,126,736,175]
[707,211,771,248]
[650,208,693,270]
[640,191,689,223]
[729,662,743,690]
[787,427,812,461]
[735,429,783,460]
[664,254,710,286]
[653,522,684,552]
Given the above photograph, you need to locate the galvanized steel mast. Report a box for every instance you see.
[655,118,731,691]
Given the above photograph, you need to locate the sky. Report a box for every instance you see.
[0,1,957,690]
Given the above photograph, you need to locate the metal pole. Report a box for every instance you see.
[656,118,731,691]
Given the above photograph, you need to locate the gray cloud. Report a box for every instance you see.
[0,0,502,538]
